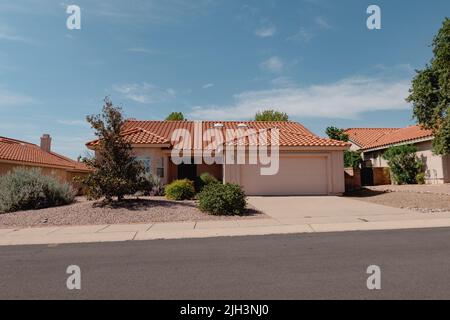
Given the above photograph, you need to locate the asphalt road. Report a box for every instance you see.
[2,228,450,300]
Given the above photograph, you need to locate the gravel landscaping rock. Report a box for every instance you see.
[346,189,450,213]
[0,196,265,228]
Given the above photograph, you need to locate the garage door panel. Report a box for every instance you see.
[240,156,328,196]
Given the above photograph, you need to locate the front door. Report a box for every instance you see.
[178,163,197,181]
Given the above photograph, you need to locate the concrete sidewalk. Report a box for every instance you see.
[2,209,450,246]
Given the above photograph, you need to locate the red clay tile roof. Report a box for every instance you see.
[86,128,170,148]
[345,125,434,150]
[344,128,400,148]
[86,120,348,149]
[0,136,90,172]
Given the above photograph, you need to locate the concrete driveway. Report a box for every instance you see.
[247,196,442,225]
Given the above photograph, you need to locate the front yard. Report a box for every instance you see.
[347,186,450,213]
[0,196,265,228]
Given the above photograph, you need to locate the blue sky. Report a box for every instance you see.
[0,0,449,158]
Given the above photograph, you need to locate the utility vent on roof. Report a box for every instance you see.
[214,123,224,128]
[237,123,248,129]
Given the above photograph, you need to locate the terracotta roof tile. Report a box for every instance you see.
[362,125,434,150]
[345,126,434,150]
[344,128,400,148]
[0,136,90,172]
[86,121,348,149]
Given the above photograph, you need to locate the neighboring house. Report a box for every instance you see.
[86,120,349,196]
[0,134,90,186]
[345,125,450,184]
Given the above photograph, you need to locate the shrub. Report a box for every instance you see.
[0,168,75,213]
[165,179,195,200]
[416,172,426,185]
[198,183,247,216]
[196,172,219,191]
[383,145,423,185]
[344,150,362,168]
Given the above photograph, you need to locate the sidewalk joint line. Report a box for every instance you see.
[96,225,110,233]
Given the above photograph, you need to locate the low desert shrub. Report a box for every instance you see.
[195,172,219,191]
[383,145,423,185]
[0,168,75,213]
[198,183,247,216]
[165,179,195,200]
[416,172,426,185]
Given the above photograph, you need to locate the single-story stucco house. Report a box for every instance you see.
[0,134,90,186]
[86,120,349,196]
[345,125,450,185]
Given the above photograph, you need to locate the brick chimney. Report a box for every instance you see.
[40,134,52,152]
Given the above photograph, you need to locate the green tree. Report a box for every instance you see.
[344,151,363,169]
[383,145,423,185]
[407,18,450,155]
[165,112,186,121]
[325,126,349,142]
[254,110,289,121]
[325,126,361,168]
[80,98,148,202]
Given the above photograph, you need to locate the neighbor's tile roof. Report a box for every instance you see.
[86,120,348,149]
[0,136,90,171]
[344,128,400,148]
[345,125,434,150]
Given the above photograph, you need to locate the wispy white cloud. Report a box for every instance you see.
[315,16,332,30]
[57,119,88,127]
[189,76,410,120]
[260,56,284,73]
[113,83,176,104]
[0,24,32,44]
[271,76,296,88]
[255,25,277,38]
[127,47,160,55]
[0,87,35,108]
[202,83,215,89]
[287,27,315,42]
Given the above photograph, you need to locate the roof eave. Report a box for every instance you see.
[362,136,434,153]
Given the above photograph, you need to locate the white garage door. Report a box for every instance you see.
[240,156,328,196]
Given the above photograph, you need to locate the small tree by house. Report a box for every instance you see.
[325,126,361,168]
[254,110,289,121]
[407,18,450,155]
[325,126,349,142]
[166,112,186,121]
[80,98,148,202]
[383,145,423,185]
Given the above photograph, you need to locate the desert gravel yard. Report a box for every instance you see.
[0,197,264,228]
[347,189,450,213]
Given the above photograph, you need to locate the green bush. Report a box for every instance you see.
[165,179,195,200]
[416,172,426,185]
[196,172,219,191]
[383,145,423,185]
[198,183,247,216]
[0,168,75,213]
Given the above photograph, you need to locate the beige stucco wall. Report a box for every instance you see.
[128,147,347,195]
[363,140,447,184]
[131,147,170,185]
[349,142,361,151]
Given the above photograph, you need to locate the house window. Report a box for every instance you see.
[136,156,152,174]
[157,157,165,178]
